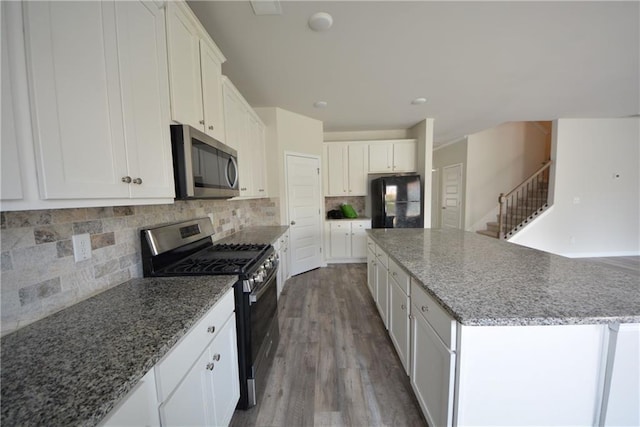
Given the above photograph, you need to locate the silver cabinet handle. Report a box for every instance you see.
[401,304,405,310]
[421,305,428,312]
[132,177,143,185]
[207,326,216,334]
[212,353,221,362]
[206,362,214,371]
[208,125,214,130]
[199,120,205,125]
[121,176,132,183]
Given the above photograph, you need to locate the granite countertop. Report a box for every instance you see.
[367,228,640,327]
[1,275,236,427]
[216,225,289,245]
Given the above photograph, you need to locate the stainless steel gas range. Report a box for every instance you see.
[140,218,280,409]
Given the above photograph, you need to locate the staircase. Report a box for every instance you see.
[477,161,551,239]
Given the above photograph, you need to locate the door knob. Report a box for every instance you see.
[442,207,446,210]
[290,221,296,225]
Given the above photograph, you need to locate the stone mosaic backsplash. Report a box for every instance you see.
[324,196,366,218]
[0,198,279,335]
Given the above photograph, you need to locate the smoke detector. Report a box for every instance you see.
[308,12,333,31]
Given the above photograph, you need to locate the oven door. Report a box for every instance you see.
[246,267,280,407]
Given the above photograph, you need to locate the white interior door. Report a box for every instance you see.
[286,153,322,276]
[441,164,463,229]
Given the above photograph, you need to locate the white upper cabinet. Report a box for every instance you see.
[23,1,174,200]
[222,77,267,199]
[24,1,128,199]
[199,40,226,142]
[324,142,368,196]
[1,2,24,201]
[116,0,174,198]
[368,139,417,173]
[166,1,225,142]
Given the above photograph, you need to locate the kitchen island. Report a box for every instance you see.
[366,228,639,427]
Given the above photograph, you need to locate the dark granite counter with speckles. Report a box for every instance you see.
[216,225,289,245]
[367,228,640,327]
[1,275,236,427]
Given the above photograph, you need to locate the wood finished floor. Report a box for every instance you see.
[230,264,426,427]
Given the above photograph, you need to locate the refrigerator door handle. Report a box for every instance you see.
[381,180,386,219]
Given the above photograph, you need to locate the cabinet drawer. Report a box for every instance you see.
[367,237,376,254]
[388,258,409,295]
[375,247,388,268]
[155,288,234,402]
[411,280,456,349]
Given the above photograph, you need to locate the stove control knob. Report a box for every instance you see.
[253,272,263,284]
[265,260,272,269]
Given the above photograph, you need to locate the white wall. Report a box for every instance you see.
[410,119,434,228]
[465,122,548,230]
[510,118,640,257]
[255,107,324,223]
[433,138,468,228]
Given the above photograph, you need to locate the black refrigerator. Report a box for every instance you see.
[371,175,424,228]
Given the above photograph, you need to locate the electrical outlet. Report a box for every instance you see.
[72,234,92,262]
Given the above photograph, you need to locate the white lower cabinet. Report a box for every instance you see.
[389,277,410,374]
[366,244,377,299]
[100,370,160,427]
[410,286,455,427]
[375,259,389,329]
[274,230,290,300]
[326,220,371,262]
[160,315,239,427]
[101,288,239,427]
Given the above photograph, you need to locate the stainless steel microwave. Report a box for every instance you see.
[170,125,239,199]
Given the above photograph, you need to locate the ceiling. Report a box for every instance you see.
[188,1,639,146]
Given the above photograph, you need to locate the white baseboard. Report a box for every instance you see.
[561,251,640,258]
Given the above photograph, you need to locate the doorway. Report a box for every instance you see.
[441,163,463,229]
[285,153,323,275]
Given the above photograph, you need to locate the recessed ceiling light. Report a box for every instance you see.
[411,97,427,105]
[250,0,282,16]
[314,101,328,108]
[308,12,333,31]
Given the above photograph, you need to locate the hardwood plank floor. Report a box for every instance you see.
[230,264,426,427]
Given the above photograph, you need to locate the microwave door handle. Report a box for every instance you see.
[227,156,239,188]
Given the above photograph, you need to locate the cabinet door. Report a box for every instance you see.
[389,278,410,374]
[1,2,24,201]
[326,144,347,196]
[367,248,377,300]
[159,341,215,426]
[210,316,240,426]
[350,221,370,259]
[375,261,389,329]
[166,2,203,131]
[329,222,350,259]
[411,309,455,427]
[24,1,129,199]
[393,141,417,172]
[100,370,160,427]
[347,144,368,195]
[200,39,225,142]
[116,0,174,199]
[368,143,393,173]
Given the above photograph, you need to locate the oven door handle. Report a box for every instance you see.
[249,267,277,305]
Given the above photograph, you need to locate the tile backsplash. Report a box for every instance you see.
[324,196,366,218]
[0,198,279,335]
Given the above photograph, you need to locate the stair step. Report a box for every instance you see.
[476,229,499,238]
[486,221,503,232]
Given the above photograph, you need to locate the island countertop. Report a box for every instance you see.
[367,228,640,327]
[0,275,236,427]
